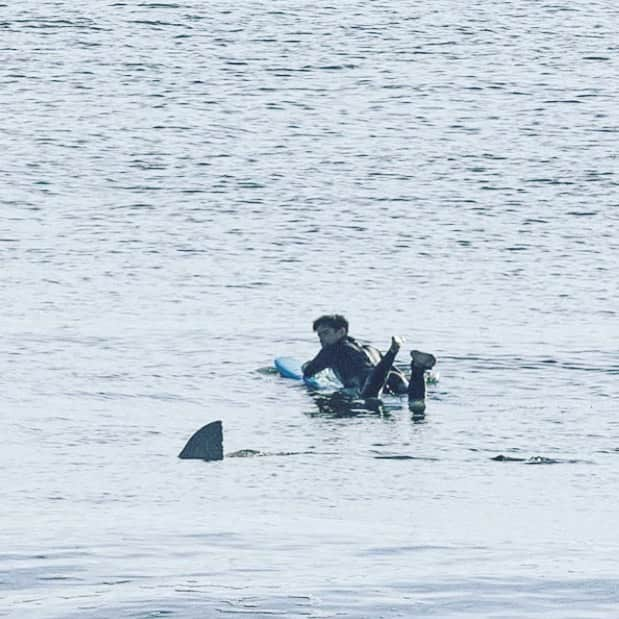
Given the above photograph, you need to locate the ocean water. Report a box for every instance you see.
[1,1,618,617]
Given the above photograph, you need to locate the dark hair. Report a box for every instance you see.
[312,314,349,333]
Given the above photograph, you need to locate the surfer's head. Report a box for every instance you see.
[313,314,348,347]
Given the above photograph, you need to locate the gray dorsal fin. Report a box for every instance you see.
[178,420,223,460]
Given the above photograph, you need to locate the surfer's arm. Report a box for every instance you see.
[302,347,333,377]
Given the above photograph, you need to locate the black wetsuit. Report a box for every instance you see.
[303,336,374,391]
[303,336,408,397]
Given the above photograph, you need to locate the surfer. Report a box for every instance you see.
[302,314,436,408]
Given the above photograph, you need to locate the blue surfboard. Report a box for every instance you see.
[274,357,342,391]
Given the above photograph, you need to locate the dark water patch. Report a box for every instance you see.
[522,217,549,224]
[503,245,528,251]
[129,20,188,28]
[255,366,279,376]
[492,454,592,465]
[318,64,358,70]
[524,178,575,185]
[11,19,103,30]
[118,185,165,191]
[0,553,48,561]
[491,454,526,462]
[175,247,208,254]
[139,2,182,7]
[224,281,270,289]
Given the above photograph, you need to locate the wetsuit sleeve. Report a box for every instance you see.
[303,346,334,377]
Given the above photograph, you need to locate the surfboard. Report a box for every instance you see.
[274,356,342,391]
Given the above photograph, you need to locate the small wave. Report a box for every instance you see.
[373,454,439,461]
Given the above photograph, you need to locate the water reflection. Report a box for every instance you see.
[307,391,428,422]
[309,392,390,418]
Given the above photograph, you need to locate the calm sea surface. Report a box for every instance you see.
[2,1,618,617]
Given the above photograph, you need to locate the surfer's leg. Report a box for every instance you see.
[360,337,403,398]
[408,350,436,401]
[362,344,408,395]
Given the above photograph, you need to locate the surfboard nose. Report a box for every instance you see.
[178,420,223,461]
